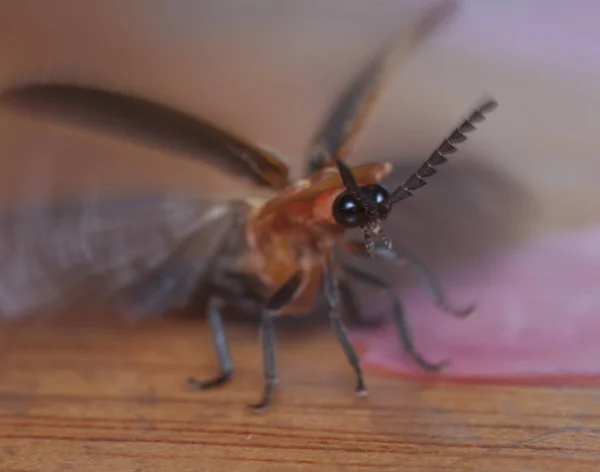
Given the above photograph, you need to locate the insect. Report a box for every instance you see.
[0,0,499,410]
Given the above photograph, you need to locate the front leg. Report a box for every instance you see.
[338,261,448,373]
[341,240,473,317]
[391,245,474,317]
[324,258,367,397]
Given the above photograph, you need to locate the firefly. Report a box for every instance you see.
[0,0,499,410]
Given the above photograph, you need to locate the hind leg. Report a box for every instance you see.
[188,297,235,389]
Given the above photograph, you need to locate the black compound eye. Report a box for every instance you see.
[332,191,365,228]
[362,184,388,203]
[362,184,389,215]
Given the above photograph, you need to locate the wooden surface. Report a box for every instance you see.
[0,315,599,472]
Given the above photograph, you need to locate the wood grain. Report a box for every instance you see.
[0,315,599,472]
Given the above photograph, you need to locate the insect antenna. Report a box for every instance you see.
[385,98,498,206]
[332,98,498,256]
[335,158,372,210]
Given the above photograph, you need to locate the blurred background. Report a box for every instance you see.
[0,0,597,231]
[0,0,598,378]
[0,0,600,223]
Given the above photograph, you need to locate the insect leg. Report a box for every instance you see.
[250,271,304,412]
[187,201,251,391]
[339,261,447,372]
[340,240,473,317]
[324,259,367,396]
[188,297,234,390]
[386,245,474,317]
[250,310,277,411]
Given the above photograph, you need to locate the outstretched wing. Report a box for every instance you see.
[0,83,291,190]
[305,0,459,174]
[0,194,235,321]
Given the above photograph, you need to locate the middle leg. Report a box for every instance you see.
[250,271,304,412]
